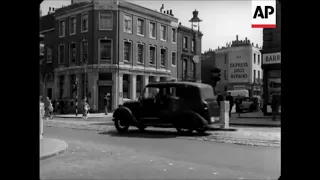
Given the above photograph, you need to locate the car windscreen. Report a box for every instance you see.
[201,86,216,100]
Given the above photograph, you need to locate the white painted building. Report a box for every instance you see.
[214,35,263,97]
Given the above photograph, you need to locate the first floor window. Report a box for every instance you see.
[124,41,131,62]
[100,39,112,61]
[149,46,156,65]
[161,48,166,67]
[171,52,176,66]
[58,44,65,64]
[47,46,52,63]
[70,43,76,63]
[137,44,144,63]
[81,40,88,62]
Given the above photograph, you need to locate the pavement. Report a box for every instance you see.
[53,111,281,127]
[40,126,280,179]
[40,138,68,160]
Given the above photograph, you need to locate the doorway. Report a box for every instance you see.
[98,86,112,112]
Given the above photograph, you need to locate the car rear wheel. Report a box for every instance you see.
[196,128,207,134]
[114,119,129,133]
[138,125,147,131]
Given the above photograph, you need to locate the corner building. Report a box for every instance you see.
[48,0,178,112]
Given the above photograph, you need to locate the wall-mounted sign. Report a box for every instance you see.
[263,52,281,64]
[228,51,250,83]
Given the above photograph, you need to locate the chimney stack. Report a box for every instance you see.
[167,10,169,14]
[245,37,247,43]
[52,7,55,12]
[170,9,173,16]
[160,4,164,13]
[236,35,238,42]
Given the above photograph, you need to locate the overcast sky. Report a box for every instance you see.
[40,0,263,53]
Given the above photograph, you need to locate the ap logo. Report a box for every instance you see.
[251,0,276,28]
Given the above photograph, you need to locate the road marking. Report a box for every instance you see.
[168,163,173,166]
[189,167,194,170]
[213,172,217,175]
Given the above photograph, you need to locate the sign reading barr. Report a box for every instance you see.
[263,52,281,64]
[228,51,250,83]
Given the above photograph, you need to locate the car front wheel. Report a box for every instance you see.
[114,119,129,133]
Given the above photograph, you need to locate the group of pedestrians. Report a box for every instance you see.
[217,92,242,118]
[216,92,281,121]
[40,96,53,120]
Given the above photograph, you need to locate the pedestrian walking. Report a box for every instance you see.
[44,97,51,119]
[104,94,109,115]
[216,93,224,107]
[235,95,242,117]
[226,92,234,117]
[83,99,90,119]
[271,93,279,121]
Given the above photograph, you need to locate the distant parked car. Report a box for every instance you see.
[239,97,259,112]
[112,81,221,134]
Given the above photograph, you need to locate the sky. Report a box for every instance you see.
[40,0,263,53]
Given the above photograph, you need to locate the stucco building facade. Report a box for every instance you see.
[41,0,179,112]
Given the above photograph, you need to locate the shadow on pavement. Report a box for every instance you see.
[99,128,212,139]
[90,122,114,126]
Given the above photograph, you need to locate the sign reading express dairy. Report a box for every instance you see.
[228,51,249,83]
[263,52,281,64]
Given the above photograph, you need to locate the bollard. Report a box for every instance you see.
[40,102,44,140]
[220,101,230,129]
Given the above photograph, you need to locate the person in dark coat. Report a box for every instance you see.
[226,92,234,117]
[271,94,279,121]
[216,93,224,107]
[235,95,242,116]
[59,98,65,114]
[104,94,109,115]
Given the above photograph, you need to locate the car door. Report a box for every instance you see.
[140,86,161,124]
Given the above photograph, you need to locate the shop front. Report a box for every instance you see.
[262,52,281,115]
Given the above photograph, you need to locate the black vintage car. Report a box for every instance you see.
[112,81,220,134]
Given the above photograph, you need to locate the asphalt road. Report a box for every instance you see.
[41,126,280,179]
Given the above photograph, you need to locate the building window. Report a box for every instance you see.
[160,25,166,41]
[192,40,195,52]
[258,70,260,84]
[137,43,144,64]
[47,46,52,63]
[224,70,227,80]
[149,46,156,65]
[149,22,156,39]
[171,52,176,66]
[182,59,187,78]
[70,74,76,97]
[69,43,76,63]
[124,14,132,33]
[99,39,112,62]
[183,37,188,49]
[59,75,64,98]
[258,54,260,65]
[124,41,132,62]
[59,20,65,37]
[81,40,88,63]
[69,17,76,35]
[99,11,113,30]
[137,19,144,35]
[191,62,195,77]
[160,48,166,67]
[58,44,65,64]
[253,70,256,83]
[81,14,88,32]
[172,28,176,43]
[254,53,256,64]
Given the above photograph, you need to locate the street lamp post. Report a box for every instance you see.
[84,60,88,104]
[189,9,202,82]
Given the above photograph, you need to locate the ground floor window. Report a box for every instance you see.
[123,74,130,99]
[136,75,143,99]
[267,70,281,103]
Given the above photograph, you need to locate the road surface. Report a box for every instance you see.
[40,126,280,179]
